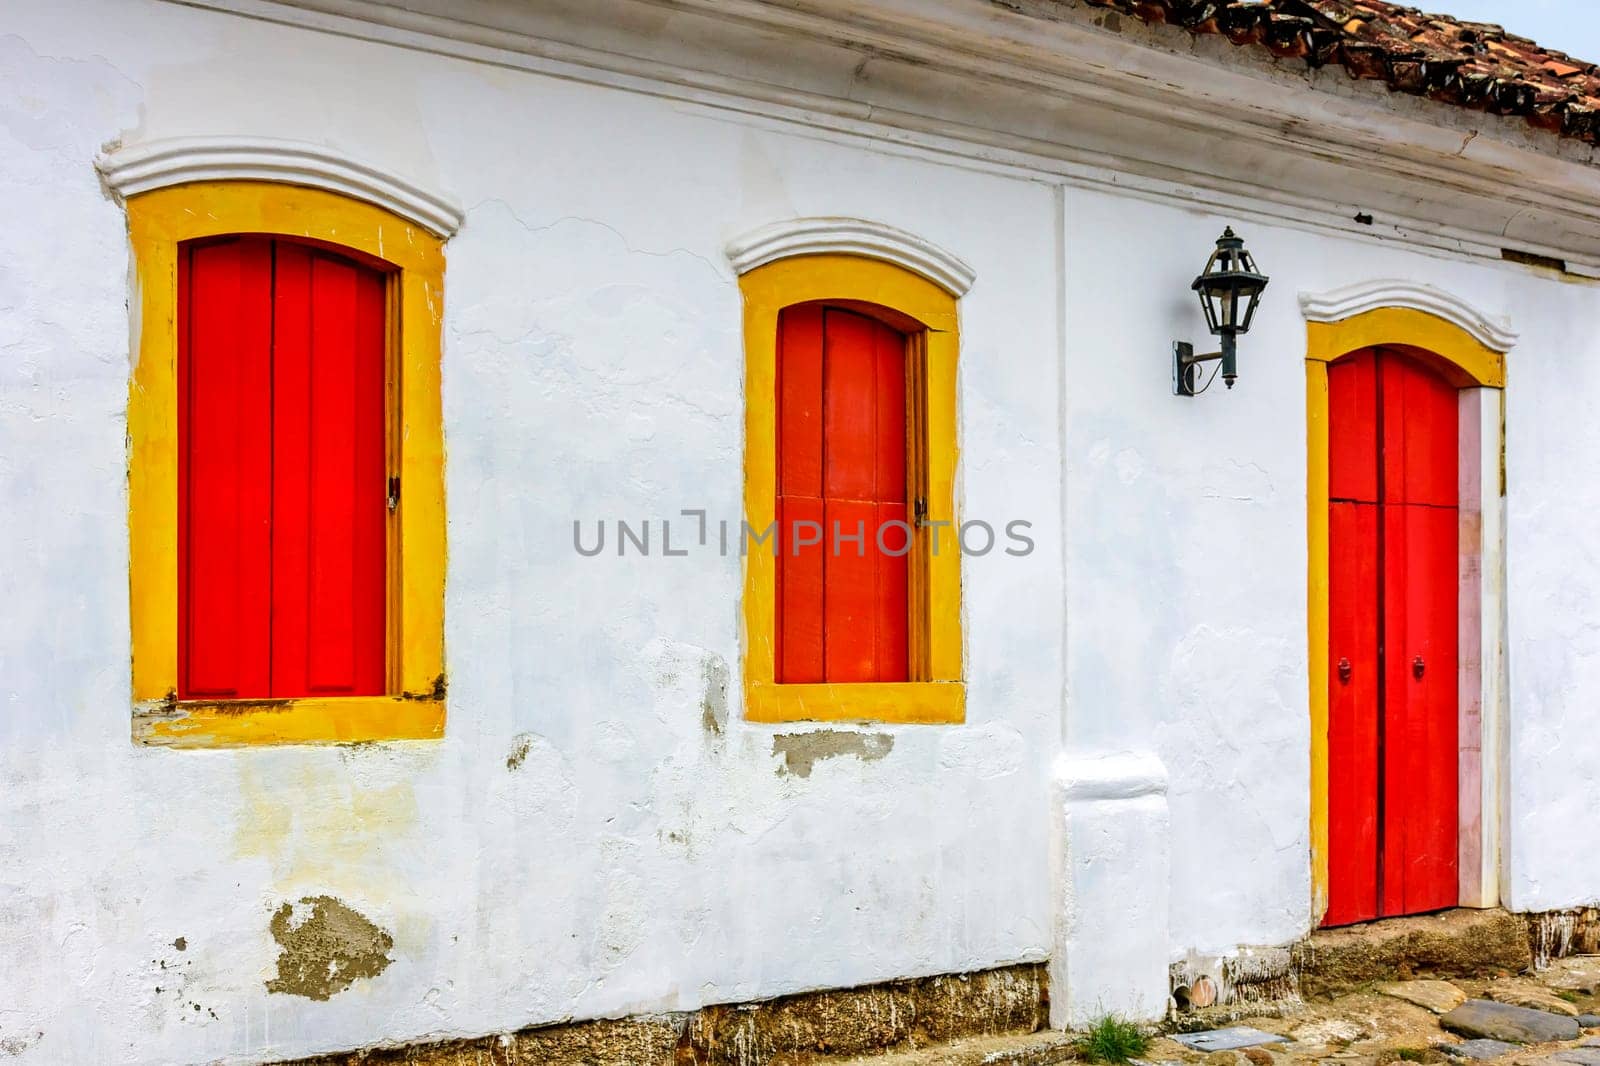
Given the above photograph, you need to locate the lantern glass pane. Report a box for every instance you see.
[1239,289,1261,332]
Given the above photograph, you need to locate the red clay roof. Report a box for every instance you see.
[1081,0,1600,144]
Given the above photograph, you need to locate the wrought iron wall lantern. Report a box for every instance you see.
[1173,228,1270,396]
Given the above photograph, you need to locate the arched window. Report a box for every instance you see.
[109,166,454,747]
[732,229,970,725]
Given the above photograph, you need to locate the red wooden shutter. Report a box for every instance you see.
[776,306,910,683]
[180,237,388,700]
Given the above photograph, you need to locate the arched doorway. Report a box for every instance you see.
[1302,288,1514,927]
[1325,346,1460,925]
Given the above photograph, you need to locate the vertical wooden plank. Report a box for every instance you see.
[874,321,909,681]
[777,495,824,683]
[1326,500,1381,926]
[1384,503,1460,915]
[778,306,824,498]
[777,306,825,683]
[875,325,907,504]
[823,310,877,502]
[820,308,878,678]
[1328,351,1379,504]
[1419,501,1463,912]
[825,498,879,681]
[270,240,313,696]
[352,265,389,696]
[875,501,910,681]
[1384,351,1459,508]
[306,253,359,691]
[1379,500,1408,920]
[182,237,274,699]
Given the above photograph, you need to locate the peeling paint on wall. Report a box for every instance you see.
[506,733,535,771]
[0,1031,42,1059]
[771,731,894,778]
[701,654,729,737]
[266,897,393,1001]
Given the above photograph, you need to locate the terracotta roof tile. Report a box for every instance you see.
[1076,0,1600,146]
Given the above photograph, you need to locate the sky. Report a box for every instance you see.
[1428,0,1600,62]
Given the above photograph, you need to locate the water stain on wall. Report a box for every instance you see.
[266,896,393,1001]
[233,757,422,885]
[771,731,894,778]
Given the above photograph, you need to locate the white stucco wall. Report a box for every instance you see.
[1061,183,1600,948]
[6,0,1600,1062]
[2,2,1066,1062]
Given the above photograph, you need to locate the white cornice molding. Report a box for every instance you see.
[97,137,463,237]
[726,218,976,296]
[1298,280,1519,353]
[155,0,1600,272]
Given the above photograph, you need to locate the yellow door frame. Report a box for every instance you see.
[1306,305,1506,921]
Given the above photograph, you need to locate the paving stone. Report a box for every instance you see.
[1440,1039,1521,1060]
[1441,1000,1581,1044]
[1581,1016,1600,1029]
[1381,980,1469,1014]
[1291,1018,1367,1044]
[1173,1028,1290,1053]
[1548,959,1600,995]
[1488,981,1581,1017]
[1549,1050,1600,1065]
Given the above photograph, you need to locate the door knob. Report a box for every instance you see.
[1413,656,1426,679]
[1337,657,1352,683]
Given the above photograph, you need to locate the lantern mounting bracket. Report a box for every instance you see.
[1172,336,1236,397]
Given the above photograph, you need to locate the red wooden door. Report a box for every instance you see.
[1326,347,1459,926]
[775,305,909,683]
[180,236,388,700]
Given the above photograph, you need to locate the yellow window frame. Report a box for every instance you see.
[739,254,964,725]
[124,181,447,748]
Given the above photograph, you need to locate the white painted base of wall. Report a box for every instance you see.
[1050,752,1172,1027]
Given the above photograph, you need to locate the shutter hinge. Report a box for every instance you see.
[387,476,401,513]
[913,497,927,523]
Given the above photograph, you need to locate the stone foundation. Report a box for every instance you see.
[277,963,1048,1066]
[1292,909,1532,1000]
